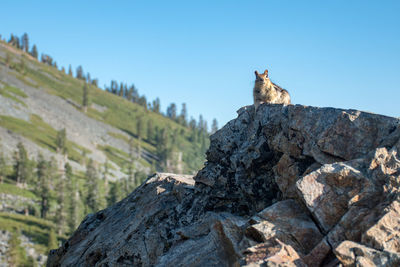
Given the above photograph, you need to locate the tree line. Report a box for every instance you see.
[0,137,139,236]
[1,31,221,176]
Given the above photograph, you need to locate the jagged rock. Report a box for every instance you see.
[0,230,10,267]
[361,200,400,254]
[48,173,199,266]
[302,238,332,267]
[156,212,248,267]
[242,238,306,267]
[323,146,400,254]
[334,241,400,267]
[48,104,400,266]
[273,154,305,199]
[296,160,369,233]
[246,200,323,255]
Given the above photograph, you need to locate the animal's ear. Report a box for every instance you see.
[263,69,268,77]
[255,70,259,77]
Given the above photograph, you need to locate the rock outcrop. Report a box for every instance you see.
[0,193,36,214]
[48,104,400,266]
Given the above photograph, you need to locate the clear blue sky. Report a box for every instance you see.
[1,0,399,128]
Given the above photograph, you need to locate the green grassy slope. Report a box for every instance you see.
[0,41,207,173]
[0,114,88,163]
[0,82,28,106]
[0,182,37,199]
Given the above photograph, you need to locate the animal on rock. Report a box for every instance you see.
[253,69,291,110]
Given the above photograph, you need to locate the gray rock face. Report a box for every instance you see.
[47,104,400,266]
[20,233,48,266]
[0,193,37,214]
[0,230,10,267]
[0,229,47,267]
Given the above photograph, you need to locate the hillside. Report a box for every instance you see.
[0,38,209,266]
[0,40,208,176]
[48,104,400,266]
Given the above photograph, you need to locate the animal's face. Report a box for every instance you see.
[255,70,269,83]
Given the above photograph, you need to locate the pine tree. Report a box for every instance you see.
[198,115,205,132]
[156,128,170,169]
[152,98,161,113]
[35,154,54,219]
[188,118,197,142]
[41,54,53,65]
[92,79,98,87]
[13,142,32,186]
[189,117,196,130]
[147,119,154,144]
[9,35,21,49]
[96,173,107,211]
[107,181,123,205]
[54,156,68,235]
[61,66,66,73]
[8,34,18,47]
[118,83,124,97]
[166,103,177,121]
[7,230,18,265]
[21,33,29,52]
[85,159,100,213]
[82,83,89,112]
[55,170,66,235]
[30,44,38,59]
[124,84,129,100]
[136,117,144,159]
[7,228,26,266]
[68,65,73,76]
[111,80,118,94]
[65,163,79,233]
[56,128,67,154]
[7,34,13,45]
[127,163,135,192]
[16,36,21,49]
[179,103,188,126]
[127,84,138,102]
[211,118,219,134]
[122,177,130,196]
[76,65,84,80]
[138,96,147,109]
[86,72,91,84]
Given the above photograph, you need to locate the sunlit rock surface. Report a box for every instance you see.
[48,104,400,266]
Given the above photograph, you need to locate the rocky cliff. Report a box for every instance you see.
[47,104,400,266]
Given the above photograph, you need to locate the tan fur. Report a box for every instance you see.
[253,69,291,110]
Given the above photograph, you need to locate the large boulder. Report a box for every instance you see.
[48,104,400,266]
